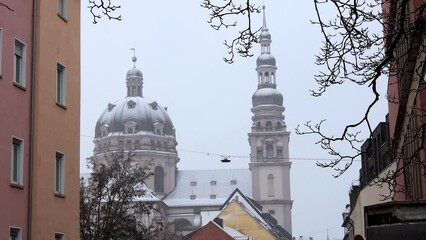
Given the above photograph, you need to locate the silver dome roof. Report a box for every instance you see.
[259,30,271,40]
[126,67,143,79]
[95,97,174,138]
[256,53,276,67]
[252,87,283,107]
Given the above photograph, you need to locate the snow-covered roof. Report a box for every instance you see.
[163,169,251,207]
[80,172,160,202]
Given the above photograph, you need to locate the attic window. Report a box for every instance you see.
[107,103,116,111]
[210,194,216,199]
[190,194,196,200]
[230,179,237,185]
[149,101,158,110]
[268,210,275,215]
[210,180,216,185]
[190,181,196,186]
[127,100,136,109]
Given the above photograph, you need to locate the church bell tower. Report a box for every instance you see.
[248,5,293,234]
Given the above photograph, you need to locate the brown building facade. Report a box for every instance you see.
[30,0,81,239]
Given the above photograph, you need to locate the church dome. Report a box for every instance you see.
[95,97,174,138]
[259,30,271,40]
[126,67,143,79]
[252,88,283,107]
[256,53,276,67]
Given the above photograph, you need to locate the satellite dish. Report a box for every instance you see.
[221,157,231,163]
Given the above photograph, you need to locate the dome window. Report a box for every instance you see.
[127,100,136,109]
[210,194,216,199]
[149,101,158,110]
[124,121,137,134]
[153,121,164,135]
[190,181,196,186]
[190,194,196,200]
[230,179,237,185]
[107,103,116,111]
[210,180,216,186]
[100,124,109,138]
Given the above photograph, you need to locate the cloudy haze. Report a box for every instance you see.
[80,1,388,239]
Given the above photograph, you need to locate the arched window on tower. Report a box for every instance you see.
[154,166,164,193]
[266,143,273,158]
[265,72,270,83]
[265,121,272,131]
[276,121,282,131]
[267,174,274,197]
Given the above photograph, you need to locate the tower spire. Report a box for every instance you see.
[130,47,137,68]
[262,5,268,30]
[256,4,277,89]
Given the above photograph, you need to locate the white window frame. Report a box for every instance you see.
[56,62,66,106]
[9,227,22,240]
[57,0,67,19]
[124,121,137,134]
[55,152,65,195]
[11,137,24,186]
[14,39,26,87]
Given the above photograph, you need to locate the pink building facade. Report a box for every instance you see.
[1,1,81,239]
[0,1,34,239]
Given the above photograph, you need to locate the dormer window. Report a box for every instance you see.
[149,101,158,110]
[127,100,136,109]
[153,121,164,135]
[100,123,109,138]
[107,103,116,111]
[124,121,137,134]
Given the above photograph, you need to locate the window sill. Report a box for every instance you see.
[56,102,67,110]
[57,13,68,22]
[13,82,26,91]
[10,183,24,189]
[54,192,65,198]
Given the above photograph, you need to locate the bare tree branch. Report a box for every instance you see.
[201,0,261,63]
[88,0,122,24]
[0,2,14,11]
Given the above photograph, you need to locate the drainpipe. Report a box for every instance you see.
[28,0,37,239]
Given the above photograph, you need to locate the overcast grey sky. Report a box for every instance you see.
[80,1,388,239]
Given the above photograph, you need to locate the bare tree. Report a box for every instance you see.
[80,152,182,240]
[296,0,426,199]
